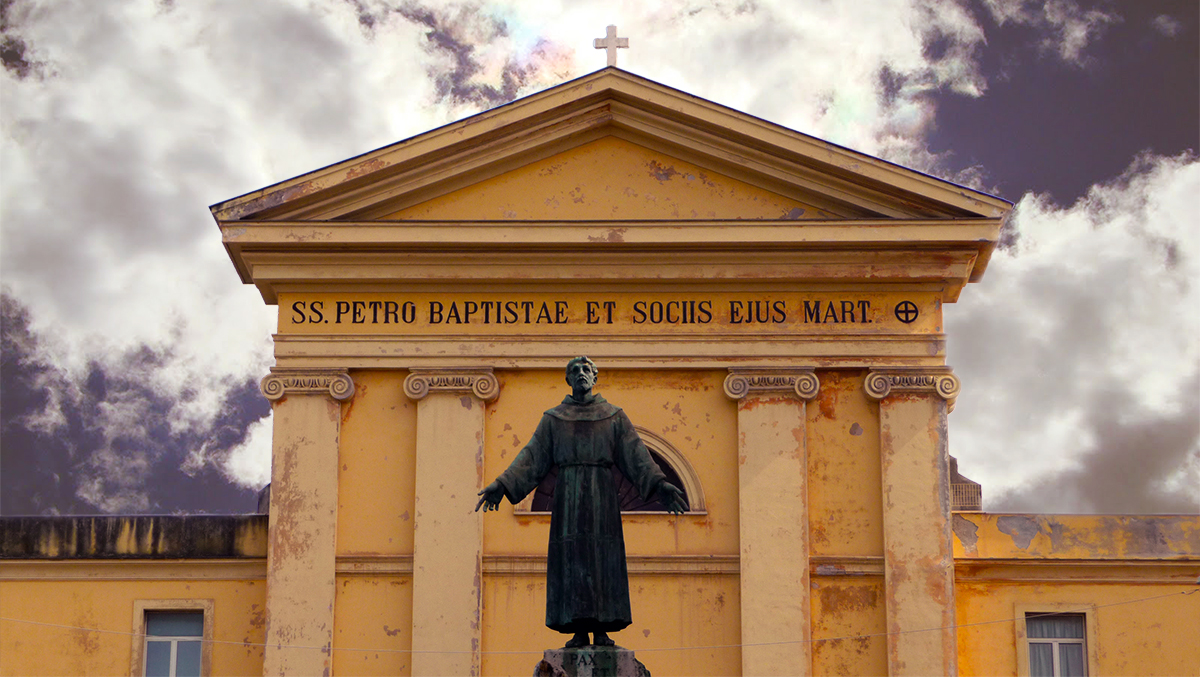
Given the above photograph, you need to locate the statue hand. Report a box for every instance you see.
[657,482,688,515]
[476,480,505,512]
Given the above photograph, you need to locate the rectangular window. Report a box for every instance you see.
[144,611,204,677]
[1026,613,1087,677]
[131,600,212,677]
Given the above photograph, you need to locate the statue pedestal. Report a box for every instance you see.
[535,646,651,677]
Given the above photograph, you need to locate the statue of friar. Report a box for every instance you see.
[476,356,688,648]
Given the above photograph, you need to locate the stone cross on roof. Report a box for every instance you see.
[593,25,629,67]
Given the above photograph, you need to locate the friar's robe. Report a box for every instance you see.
[496,393,667,633]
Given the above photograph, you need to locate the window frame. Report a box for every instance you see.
[1014,603,1098,677]
[130,599,214,677]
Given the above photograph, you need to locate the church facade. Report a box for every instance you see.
[2,69,1197,677]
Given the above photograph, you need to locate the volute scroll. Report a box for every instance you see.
[723,368,820,401]
[404,368,500,402]
[864,367,960,405]
[260,369,355,401]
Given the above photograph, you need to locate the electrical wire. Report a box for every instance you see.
[0,588,1194,656]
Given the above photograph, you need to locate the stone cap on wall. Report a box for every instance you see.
[0,514,269,559]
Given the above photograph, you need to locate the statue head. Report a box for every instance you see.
[565,356,598,395]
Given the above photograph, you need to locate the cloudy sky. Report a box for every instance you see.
[1,0,1196,515]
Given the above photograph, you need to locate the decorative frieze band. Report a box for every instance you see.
[260,369,355,401]
[863,368,960,402]
[403,368,500,402]
[723,368,820,400]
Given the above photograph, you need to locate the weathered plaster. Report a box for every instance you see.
[262,389,343,677]
[729,369,818,675]
[409,375,491,676]
[876,392,957,676]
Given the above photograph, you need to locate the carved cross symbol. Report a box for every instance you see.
[894,301,919,324]
[593,25,629,67]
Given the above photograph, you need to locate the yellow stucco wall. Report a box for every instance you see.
[337,370,417,557]
[808,371,884,558]
[480,573,742,676]
[810,577,888,676]
[953,513,1200,560]
[954,513,1200,676]
[956,582,1200,676]
[332,575,413,677]
[386,136,829,221]
[0,577,265,676]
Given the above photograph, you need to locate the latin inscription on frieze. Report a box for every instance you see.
[279,292,939,335]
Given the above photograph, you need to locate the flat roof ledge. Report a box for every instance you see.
[0,515,269,559]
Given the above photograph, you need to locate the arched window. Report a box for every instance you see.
[515,426,706,514]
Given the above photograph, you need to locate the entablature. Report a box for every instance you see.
[220,218,999,304]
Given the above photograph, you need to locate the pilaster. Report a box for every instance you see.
[404,368,500,676]
[865,367,960,676]
[724,368,819,676]
[259,368,355,677]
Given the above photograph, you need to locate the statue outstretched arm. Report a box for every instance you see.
[475,480,506,512]
[656,481,688,515]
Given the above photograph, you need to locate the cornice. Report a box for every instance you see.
[864,366,960,405]
[234,247,983,304]
[403,367,500,401]
[723,367,820,400]
[0,559,267,581]
[954,558,1200,584]
[260,368,354,401]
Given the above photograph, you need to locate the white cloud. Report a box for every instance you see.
[222,413,274,490]
[979,0,1119,65]
[948,153,1200,511]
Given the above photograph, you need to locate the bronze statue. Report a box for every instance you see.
[476,357,687,648]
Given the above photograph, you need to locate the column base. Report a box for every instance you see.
[535,646,650,677]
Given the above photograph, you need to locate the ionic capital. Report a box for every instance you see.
[260,368,355,402]
[864,367,960,404]
[723,368,820,401]
[404,368,500,402]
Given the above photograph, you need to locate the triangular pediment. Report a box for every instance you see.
[386,136,832,221]
[210,68,1010,223]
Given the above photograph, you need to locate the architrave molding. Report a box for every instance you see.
[260,368,354,401]
[723,367,819,400]
[863,367,960,407]
[403,367,499,401]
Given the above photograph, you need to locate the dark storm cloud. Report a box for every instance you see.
[344,0,570,108]
[392,2,560,109]
[0,0,48,80]
[1,293,267,515]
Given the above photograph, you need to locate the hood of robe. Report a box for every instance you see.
[545,395,621,422]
